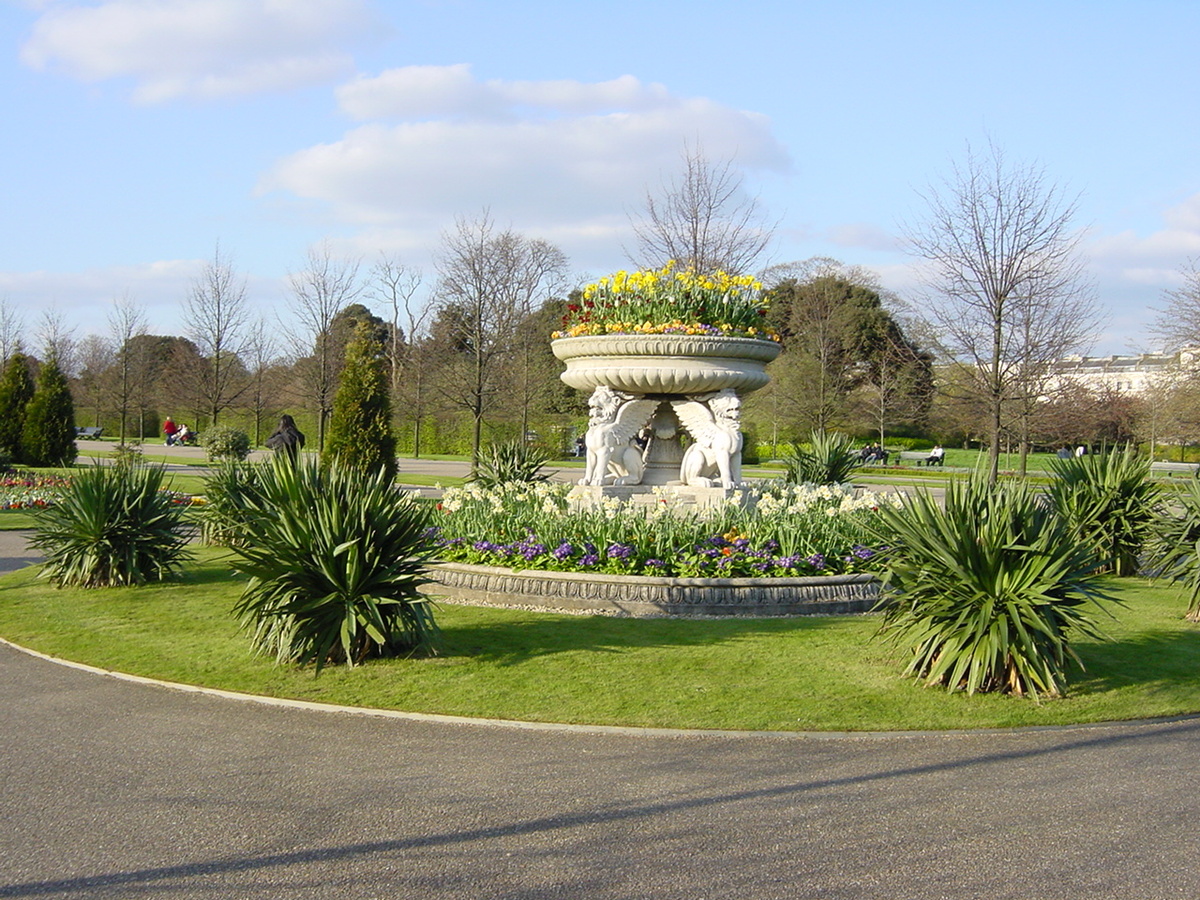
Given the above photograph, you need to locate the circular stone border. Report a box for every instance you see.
[426,562,879,617]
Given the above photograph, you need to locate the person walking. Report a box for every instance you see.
[163,417,178,445]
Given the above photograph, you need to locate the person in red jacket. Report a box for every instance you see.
[163,417,179,445]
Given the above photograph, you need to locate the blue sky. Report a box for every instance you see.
[2,0,1198,356]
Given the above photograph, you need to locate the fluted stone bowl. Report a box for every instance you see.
[552,334,781,395]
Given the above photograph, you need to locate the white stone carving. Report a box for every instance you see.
[672,389,744,488]
[581,386,661,486]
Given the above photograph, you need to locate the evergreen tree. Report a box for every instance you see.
[0,352,35,461]
[323,324,397,479]
[22,354,77,467]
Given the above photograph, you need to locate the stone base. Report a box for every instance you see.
[567,483,751,510]
[426,562,880,618]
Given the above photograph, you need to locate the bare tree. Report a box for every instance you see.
[904,142,1098,483]
[241,318,280,448]
[853,329,933,445]
[286,242,362,451]
[0,298,25,361]
[183,244,250,428]
[74,334,115,430]
[628,145,774,276]
[107,297,148,444]
[37,308,77,376]
[434,213,569,464]
[1152,261,1200,350]
[368,254,432,456]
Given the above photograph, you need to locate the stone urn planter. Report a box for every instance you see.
[554,333,781,490]
[552,334,781,395]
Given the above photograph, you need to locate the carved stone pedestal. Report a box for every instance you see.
[552,334,781,491]
[567,483,753,512]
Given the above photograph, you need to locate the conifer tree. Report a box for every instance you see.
[324,323,397,479]
[22,354,77,467]
[0,352,35,461]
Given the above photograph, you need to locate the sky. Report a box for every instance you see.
[2,0,1199,358]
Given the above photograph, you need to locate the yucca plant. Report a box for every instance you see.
[781,430,862,486]
[31,464,192,587]
[1146,478,1200,622]
[469,439,550,487]
[1048,446,1159,576]
[871,477,1115,697]
[199,460,264,546]
[229,456,438,670]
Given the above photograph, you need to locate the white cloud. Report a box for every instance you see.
[261,65,790,270]
[1083,193,1200,307]
[20,0,383,102]
[824,222,904,253]
[336,65,674,120]
[0,260,282,338]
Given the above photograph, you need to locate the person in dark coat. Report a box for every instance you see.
[265,414,306,462]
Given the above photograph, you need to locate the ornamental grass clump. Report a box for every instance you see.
[1048,446,1159,576]
[229,457,438,670]
[782,430,863,486]
[430,481,895,577]
[872,477,1115,698]
[1145,477,1200,622]
[199,461,264,546]
[553,262,778,340]
[469,439,550,488]
[31,464,192,587]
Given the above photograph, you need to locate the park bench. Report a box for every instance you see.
[75,427,103,439]
[1150,461,1199,478]
[899,450,943,467]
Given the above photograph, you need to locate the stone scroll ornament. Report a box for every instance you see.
[581,386,661,486]
[671,389,743,488]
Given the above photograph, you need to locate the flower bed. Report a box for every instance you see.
[0,475,72,509]
[552,262,779,341]
[0,473,201,511]
[427,482,898,579]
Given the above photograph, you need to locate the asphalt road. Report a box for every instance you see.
[0,481,1185,899]
[2,639,1200,898]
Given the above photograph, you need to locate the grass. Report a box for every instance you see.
[395,473,469,488]
[1,546,1198,731]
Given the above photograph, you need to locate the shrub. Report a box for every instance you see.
[202,426,251,462]
[781,430,862,485]
[229,457,437,670]
[323,324,397,479]
[21,354,77,468]
[30,464,192,587]
[871,477,1115,698]
[112,443,145,468]
[469,440,550,487]
[1145,478,1200,622]
[0,353,34,461]
[1048,447,1159,576]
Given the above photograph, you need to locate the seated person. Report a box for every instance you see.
[926,444,945,466]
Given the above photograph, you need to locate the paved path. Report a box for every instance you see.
[2,488,1182,898]
[3,641,1200,899]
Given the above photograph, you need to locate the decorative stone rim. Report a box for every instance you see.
[426,561,880,618]
[552,334,781,363]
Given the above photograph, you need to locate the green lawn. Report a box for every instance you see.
[1,546,1197,731]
